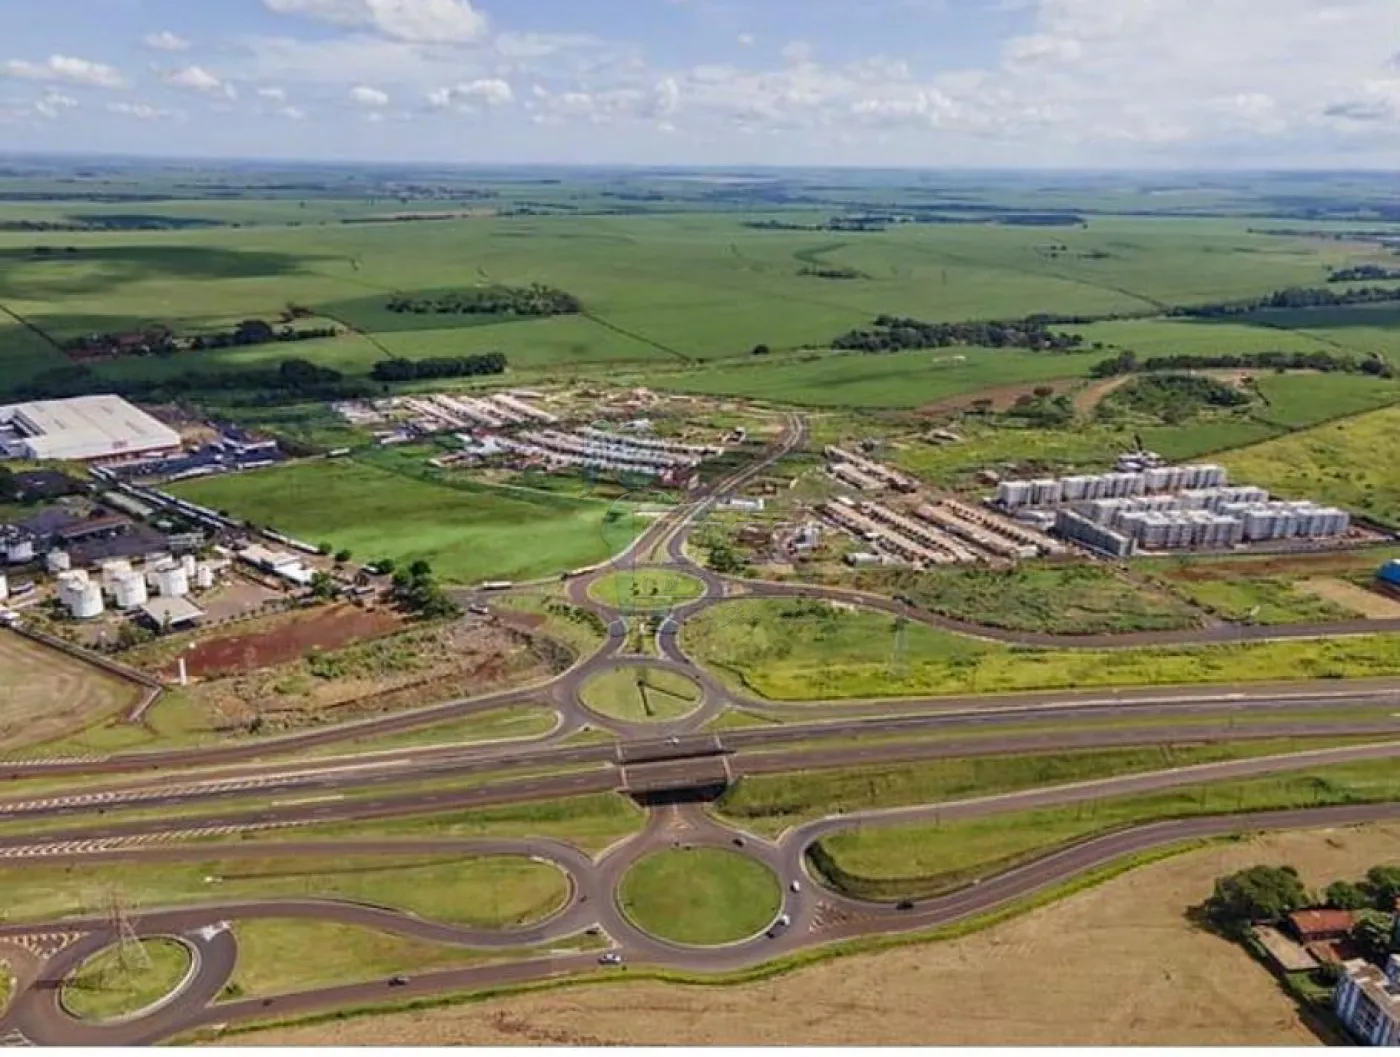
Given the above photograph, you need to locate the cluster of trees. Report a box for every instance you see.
[1089,348,1394,379]
[369,352,507,383]
[798,266,866,280]
[1329,265,1400,283]
[15,358,373,404]
[65,318,338,359]
[743,218,888,233]
[1102,373,1250,425]
[833,314,1084,353]
[389,559,460,620]
[1002,387,1076,428]
[1206,862,1400,954]
[384,284,581,317]
[1170,284,1400,319]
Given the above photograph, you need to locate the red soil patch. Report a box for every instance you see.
[171,605,406,679]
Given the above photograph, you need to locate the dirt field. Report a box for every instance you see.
[0,631,144,751]
[182,619,551,736]
[1300,577,1400,619]
[170,605,406,679]
[228,824,1400,1047]
[1157,551,1390,583]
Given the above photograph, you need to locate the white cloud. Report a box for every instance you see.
[33,92,78,119]
[143,31,190,52]
[257,85,288,102]
[166,65,237,98]
[1,55,125,89]
[350,84,390,107]
[107,101,178,120]
[780,40,814,64]
[737,33,755,47]
[262,0,487,44]
[278,105,308,119]
[427,77,513,109]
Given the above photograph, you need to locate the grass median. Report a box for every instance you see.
[618,848,782,946]
[579,667,703,723]
[809,756,1400,903]
[683,598,1400,701]
[0,854,568,929]
[716,737,1387,837]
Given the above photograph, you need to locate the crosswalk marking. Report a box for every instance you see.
[0,820,307,860]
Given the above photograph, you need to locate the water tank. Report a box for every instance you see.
[194,563,215,591]
[68,582,105,620]
[113,573,148,610]
[46,550,71,574]
[0,573,8,603]
[5,538,33,565]
[153,565,190,598]
[100,559,133,595]
[180,554,197,578]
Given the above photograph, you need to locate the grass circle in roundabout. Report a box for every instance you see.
[588,568,705,615]
[579,664,704,724]
[618,848,782,946]
[61,938,193,1023]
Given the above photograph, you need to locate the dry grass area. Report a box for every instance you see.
[1300,577,1400,619]
[0,631,143,751]
[229,824,1400,1047]
[182,620,553,737]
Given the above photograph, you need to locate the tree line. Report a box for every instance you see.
[14,358,374,405]
[1089,348,1394,379]
[1168,284,1400,319]
[1329,265,1400,283]
[833,314,1084,353]
[369,352,507,383]
[384,284,580,317]
[65,318,338,359]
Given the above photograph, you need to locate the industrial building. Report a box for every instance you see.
[237,543,316,587]
[0,395,181,463]
[914,499,1067,560]
[490,427,720,487]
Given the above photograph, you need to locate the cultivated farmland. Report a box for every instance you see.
[0,631,146,751]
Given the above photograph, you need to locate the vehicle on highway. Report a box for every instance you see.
[467,604,490,616]
[789,880,801,893]
[598,952,624,966]
[767,913,792,938]
[896,899,915,911]
[388,975,410,986]
[732,837,745,847]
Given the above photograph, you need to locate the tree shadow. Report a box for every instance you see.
[0,245,333,298]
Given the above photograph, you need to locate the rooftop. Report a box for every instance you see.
[1289,909,1356,936]
[0,395,181,462]
[139,596,204,627]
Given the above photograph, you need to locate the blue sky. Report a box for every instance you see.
[1,0,1399,167]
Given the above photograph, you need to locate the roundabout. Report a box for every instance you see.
[578,664,706,725]
[617,847,784,947]
[588,568,707,615]
[60,938,195,1024]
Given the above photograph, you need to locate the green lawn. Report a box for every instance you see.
[62,939,192,1021]
[618,848,782,945]
[716,738,1368,837]
[579,667,703,723]
[305,706,561,757]
[810,755,1400,903]
[854,563,1203,635]
[170,458,640,584]
[1143,572,1354,625]
[588,568,706,612]
[1225,404,1400,528]
[0,854,567,928]
[682,598,1400,701]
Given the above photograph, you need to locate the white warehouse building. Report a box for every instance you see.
[0,395,181,463]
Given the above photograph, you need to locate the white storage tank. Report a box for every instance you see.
[46,550,71,574]
[153,564,190,598]
[112,572,148,610]
[100,559,133,596]
[194,562,216,591]
[0,573,8,603]
[5,537,34,565]
[180,554,197,578]
[68,581,105,620]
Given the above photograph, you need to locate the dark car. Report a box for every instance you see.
[388,975,410,986]
[895,900,915,911]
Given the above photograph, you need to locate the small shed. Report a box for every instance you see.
[1288,909,1355,944]
[138,596,205,631]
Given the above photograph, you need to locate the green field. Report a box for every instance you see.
[579,667,704,723]
[810,755,1400,903]
[682,598,1400,701]
[169,458,640,584]
[1225,404,1400,527]
[61,939,192,1022]
[618,848,782,946]
[645,348,1105,409]
[855,563,1203,635]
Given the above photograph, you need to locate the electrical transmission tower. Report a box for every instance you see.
[104,888,150,974]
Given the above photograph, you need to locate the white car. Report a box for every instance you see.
[598,952,624,966]
[789,880,802,893]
